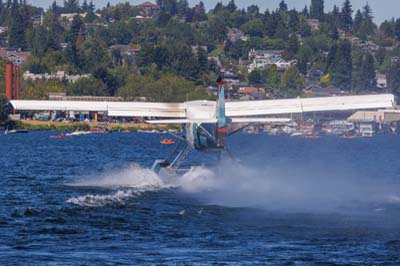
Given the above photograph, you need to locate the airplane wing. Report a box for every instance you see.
[226,94,395,117]
[9,100,186,118]
[9,94,395,121]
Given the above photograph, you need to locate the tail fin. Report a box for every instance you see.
[216,77,226,148]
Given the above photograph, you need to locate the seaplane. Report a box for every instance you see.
[8,78,396,179]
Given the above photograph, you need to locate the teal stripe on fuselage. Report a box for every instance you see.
[217,86,226,128]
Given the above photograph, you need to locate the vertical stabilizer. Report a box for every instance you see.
[216,77,227,148]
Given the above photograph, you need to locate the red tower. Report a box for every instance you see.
[5,63,20,100]
[13,65,20,100]
[5,63,13,100]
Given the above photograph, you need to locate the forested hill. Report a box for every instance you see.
[1,0,400,101]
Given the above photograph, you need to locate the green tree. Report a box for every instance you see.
[340,0,353,32]
[227,0,236,12]
[248,70,264,86]
[287,34,299,57]
[280,65,303,96]
[63,0,80,13]
[0,94,9,122]
[265,66,280,88]
[67,77,108,96]
[8,0,27,49]
[310,0,324,20]
[388,62,400,96]
[352,50,376,92]
[279,0,287,12]
[330,40,352,90]
[78,39,111,73]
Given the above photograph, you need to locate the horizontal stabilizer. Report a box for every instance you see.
[230,118,292,123]
[146,119,217,124]
[146,117,291,124]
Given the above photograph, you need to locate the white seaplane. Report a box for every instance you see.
[9,79,396,178]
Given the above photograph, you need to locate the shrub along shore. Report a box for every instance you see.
[10,120,179,132]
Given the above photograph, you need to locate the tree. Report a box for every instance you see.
[395,19,400,41]
[0,94,8,122]
[310,0,324,20]
[78,39,111,73]
[67,77,108,96]
[279,0,287,12]
[280,65,303,96]
[330,40,352,90]
[353,9,363,36]
[301,5,309,17]
[265,66,279,88]
[287,34,299,57]
[227,0,236,12]
[177,0,188,18]
[81,0,88,11]
[375,47,386,66]
[380,19,395,38]
[352,50,376,92]
[340,0,353,32]
[388,62,400,96]
[8,0,27,49]
[248,70,263,86]
[157,0,178,16]
[63,0,80,13]
[192,1,206,22]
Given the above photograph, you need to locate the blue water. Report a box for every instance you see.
[0,131,399,265]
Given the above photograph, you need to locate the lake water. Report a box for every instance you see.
[0,131,399,265]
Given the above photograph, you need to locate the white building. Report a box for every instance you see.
[376,73,387,89]
[23,71,91,83]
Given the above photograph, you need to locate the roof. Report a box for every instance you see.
[0,48,30,60]
[348,110,400,123]
[137,2,159,8]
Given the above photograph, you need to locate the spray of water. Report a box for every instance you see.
[66,159,400,212]
[177,158,400,213]
[66,164,170,207]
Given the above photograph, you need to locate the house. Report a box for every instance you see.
[223,73,240,85]
[356,40,380,54]
[60,12,101,25]
[0,26,8,34]
[109,45,141,65]
[32,14,44,27]
[0,48,30,65]
[304,84,342,97]
[307,19,320,31]
[238,87,265,96]
[307,69,324,80]
[191,45,207,55]
[247,49,293,72]
[248,49,284,60]
[391,56,400,65]
[136,2,160,18]
[227,28,248,43]
[207,56,222,68]
[376,74,387,89]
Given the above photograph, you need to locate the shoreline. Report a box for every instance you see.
[9,120,179,132]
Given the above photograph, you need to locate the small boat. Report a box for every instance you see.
[160,139,175,145]
[290,132,303,137]
[67,130,92,136]
[304,135,320,139]
[90,127,111,133]
[7,129,29,134]
[50,133,71,139]
[341,135,356,139]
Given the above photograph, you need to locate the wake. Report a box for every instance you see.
[66,164,170,207]
[66,162,400,212]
